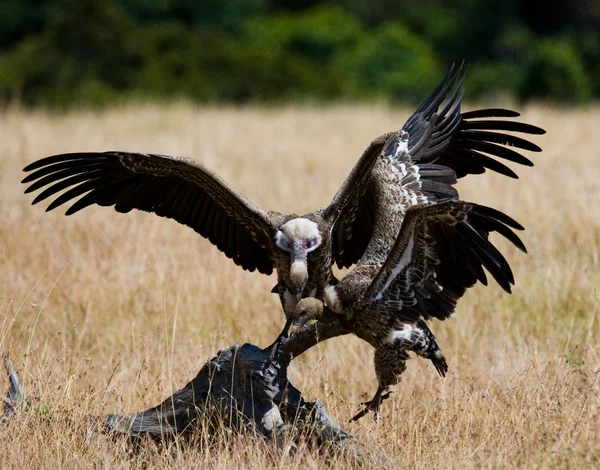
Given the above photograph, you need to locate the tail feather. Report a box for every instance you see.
[417,320,448,377]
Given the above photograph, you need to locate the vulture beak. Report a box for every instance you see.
[290,313,310,335]
[290,298,324,335]
[290,318,303,335]
[290,240,309,302]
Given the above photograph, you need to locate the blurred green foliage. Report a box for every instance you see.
[0,0,598,107]
[519,39,592,103]
[346,24,441,100]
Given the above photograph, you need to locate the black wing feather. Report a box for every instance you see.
[364,201,525,321]
[22,152,276,275]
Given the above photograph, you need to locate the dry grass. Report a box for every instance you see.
[0,103,598,468]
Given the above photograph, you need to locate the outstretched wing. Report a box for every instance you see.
[404,64,545,178]
[333,115,459,268]
[22,152,277,274]
[331,64,544,269]
[361,201,526,321]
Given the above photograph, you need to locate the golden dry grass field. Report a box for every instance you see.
[0,103,599,468]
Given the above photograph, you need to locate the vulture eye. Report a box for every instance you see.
[275,230,292,251]
[307,238,318,249]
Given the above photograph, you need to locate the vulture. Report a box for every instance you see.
[21,64,543,341]
[292,132,528,421]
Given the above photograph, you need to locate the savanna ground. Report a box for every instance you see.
[0,103,598,468]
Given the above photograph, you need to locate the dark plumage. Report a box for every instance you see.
[293,131,528,421]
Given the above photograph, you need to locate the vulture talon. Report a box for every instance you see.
[350,390,393,422]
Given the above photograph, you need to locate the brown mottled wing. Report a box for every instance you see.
[22,152,277,274]
[360,201,526,321]
[335,116,458,268]
[331,63,544,269]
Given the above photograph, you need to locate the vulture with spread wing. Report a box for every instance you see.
[21,64,543,342]
[22,129,391,340]
[292,132,527,421]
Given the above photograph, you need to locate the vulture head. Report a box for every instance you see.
[275,217,323,301]
[290,297,325,334]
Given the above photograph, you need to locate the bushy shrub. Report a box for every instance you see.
[495,25,535,63]
[242,5,364,98]
[121,0,267,32]
[465,62,521,100]
[245,4,363,61]
[0,0,138,107]
[0,0,54,48]
[570,32,600,97]
[519,38,592,103]
[345,23,441,102]
[133,24,227,101]
[134,23,342,103]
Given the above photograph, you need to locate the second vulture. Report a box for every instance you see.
[292,132,527,421]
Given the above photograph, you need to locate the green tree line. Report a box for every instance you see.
[0,0,598,107]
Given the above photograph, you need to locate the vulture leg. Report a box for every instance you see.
[350,343,409,422]
[349,386,392,422]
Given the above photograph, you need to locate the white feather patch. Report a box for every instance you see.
[385,324,415,344]
[324,285,342,313]
[397,137,409,155]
